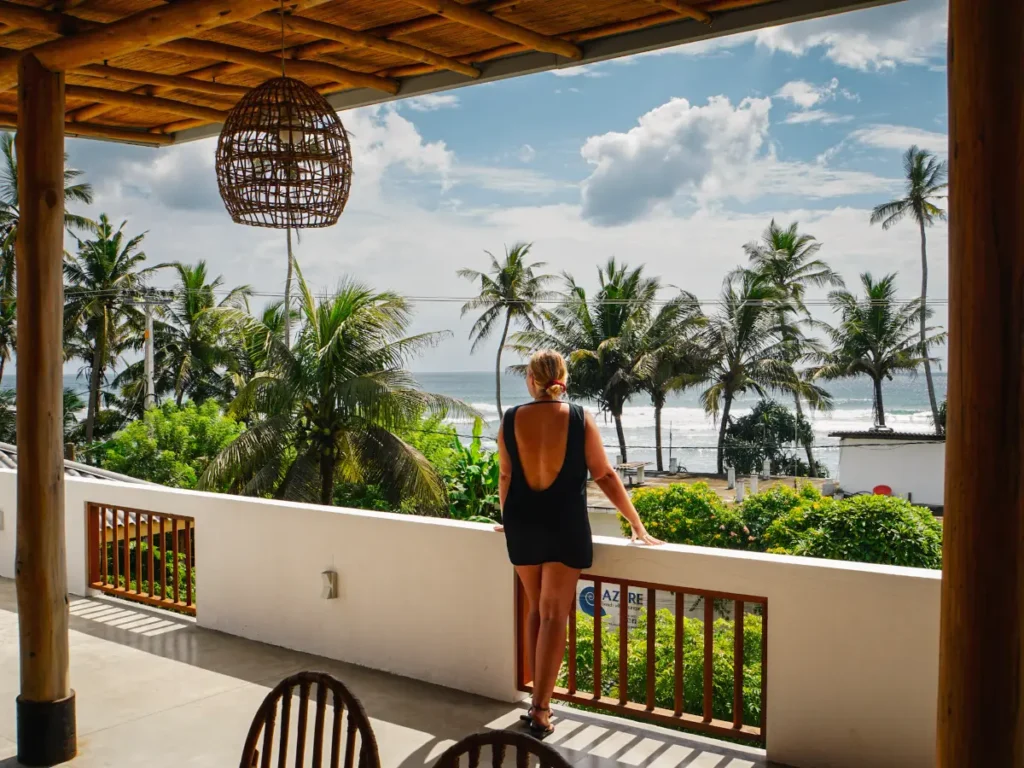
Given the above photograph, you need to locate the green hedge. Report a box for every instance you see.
[624,481,942,569]
[559,607,763,727]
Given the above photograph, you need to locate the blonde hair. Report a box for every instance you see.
[528,350,568,399]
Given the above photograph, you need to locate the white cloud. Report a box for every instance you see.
[578,96,893,226]
[775,77,857,109]
[644,0,947,71]
[783,110,853,125]
[517,144,536,163]
[850,124,948,154]
[402,93,460,112]
[551,63,607,78]
[754,0,947,70]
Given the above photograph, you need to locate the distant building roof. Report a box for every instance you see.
[0,441,151,484]
[829,431,946,442]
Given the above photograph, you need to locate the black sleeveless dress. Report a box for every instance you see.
[501,401,593,570]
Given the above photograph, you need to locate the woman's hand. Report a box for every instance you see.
[630,526,662,546]
[494,524,505,533]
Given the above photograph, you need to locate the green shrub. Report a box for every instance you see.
[560,608,763,727]
[738,483,819,540]
[623,482,753,549]
[763,494,943,569]
[99,401,245,489]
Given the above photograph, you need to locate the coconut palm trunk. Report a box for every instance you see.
[320,447,334,506]
[654,397,664,472]
[284,224,294,349]
[918,219,940,433]
[792,393,816,476]
[495,311,511,418]
[613,410,627,463]
[716,392,733,475]
[85,321,106,444]
[873,376,887,428]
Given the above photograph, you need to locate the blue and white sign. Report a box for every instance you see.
[576,581,648,629]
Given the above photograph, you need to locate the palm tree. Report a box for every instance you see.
[820,272,945,429]
[153,260,251,406]
[635,292,706,471]
[64,214,148,444]
[870,146,947,434]
[701,270,830,474]
[0,292,14,383]
[511,259,657,462]
[744,220,842,475]
[458,242,555,418]
[0,132,95,265]
[202,263,471,508]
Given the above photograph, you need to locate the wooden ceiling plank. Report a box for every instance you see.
[644,0,712,23]
[159,38,398,93]
[398,0,582,60]
[74,63,250,97]
[0,0,289,89]
[65,83,228,122]
[247,11,480,78]
[0,109,173,144]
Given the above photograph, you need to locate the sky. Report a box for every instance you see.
[61,0,950,374]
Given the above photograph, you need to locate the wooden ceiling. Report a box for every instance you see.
[0,0,897,146]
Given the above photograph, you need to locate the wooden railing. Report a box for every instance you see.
[516,575,767,745]
[86,502,196,616]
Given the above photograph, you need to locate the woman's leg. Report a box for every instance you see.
[515,565,542,691]
[532,562,582,728]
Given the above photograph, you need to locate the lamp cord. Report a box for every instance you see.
[280,0,286,78]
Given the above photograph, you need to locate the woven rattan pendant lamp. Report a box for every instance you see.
[215,1,352,227]
[215,0,352,346]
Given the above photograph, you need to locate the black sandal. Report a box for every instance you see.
[528,706,554,739]
[519,705,536,726]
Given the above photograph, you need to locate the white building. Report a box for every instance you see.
[831,430,946,509]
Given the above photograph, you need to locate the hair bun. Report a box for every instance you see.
[545,383,565,397]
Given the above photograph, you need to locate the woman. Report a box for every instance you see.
[497,349,661,738]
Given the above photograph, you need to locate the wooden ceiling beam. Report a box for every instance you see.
[159,38,398,93]
[247,11,480,79]
[0,110,173,144]
[73,63,250,98]
[65,83,228,122]
[0,0,289,90]
[398,0,581,60]
[375,0,523,39]
[644,0,712,23]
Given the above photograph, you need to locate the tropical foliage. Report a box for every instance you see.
[818,273,945,428]
[723,399,827,478]
[99,401,245,489]
[459,242,555,417]
[871,146,947,434]
[625,481,942,569]
[200,267,468,509]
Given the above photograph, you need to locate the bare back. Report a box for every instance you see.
[512,401,571,492]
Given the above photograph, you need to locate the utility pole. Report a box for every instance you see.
[144,304,155,410]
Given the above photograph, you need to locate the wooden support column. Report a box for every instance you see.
[14,53,74,767]
[938,1,1024,765]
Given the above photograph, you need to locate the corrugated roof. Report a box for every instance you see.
[829,431,946,442]
[0,441,150,484]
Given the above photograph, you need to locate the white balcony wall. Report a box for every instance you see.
[0,469,941,768]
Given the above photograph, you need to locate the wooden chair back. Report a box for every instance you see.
[239,671,380,768]
[434,730,572,768]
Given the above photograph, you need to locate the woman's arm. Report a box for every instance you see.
[583,411,661,545]
[497,422,512,510]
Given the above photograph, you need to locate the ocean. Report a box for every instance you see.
[411,371,948,476]
[23,370,947,476]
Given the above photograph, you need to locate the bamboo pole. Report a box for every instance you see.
[247,12,480,78]
[0,111,173,144]
[65,84,229,122]
[938,0,1024,764]
[15,52,75,767]
[645,0,712,23]
[73,64,250,98]
[159,38,398,94]
[399,0,582,60]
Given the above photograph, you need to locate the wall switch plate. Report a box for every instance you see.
[321,570,337,600]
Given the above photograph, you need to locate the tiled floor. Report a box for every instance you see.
[0,579,775,768]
